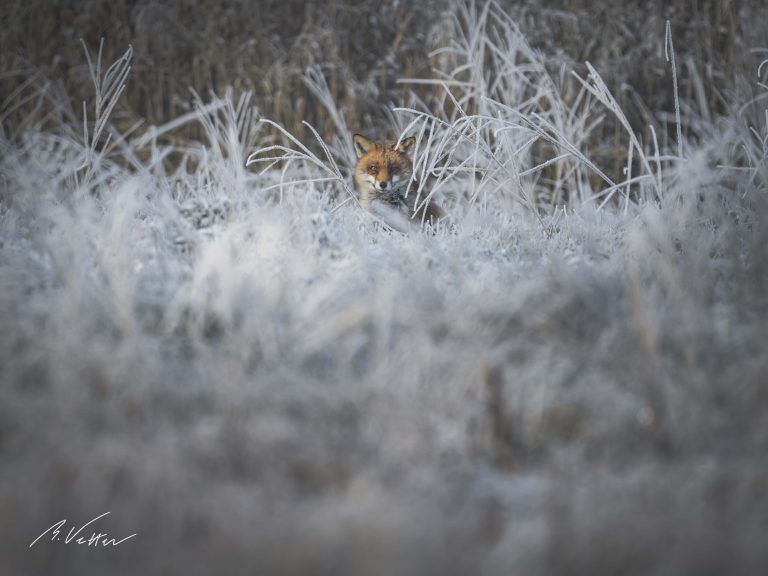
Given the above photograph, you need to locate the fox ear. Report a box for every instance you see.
[353,134,375,158]
[396,136,416,156]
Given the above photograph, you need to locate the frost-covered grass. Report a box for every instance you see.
[2,2,768,574]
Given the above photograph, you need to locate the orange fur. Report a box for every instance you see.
[353,134,445,230]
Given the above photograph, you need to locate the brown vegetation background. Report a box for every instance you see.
[1,0,765,163]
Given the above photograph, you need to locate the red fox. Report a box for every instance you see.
[353,134,445,232]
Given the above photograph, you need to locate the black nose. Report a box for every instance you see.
[378,180,389,189]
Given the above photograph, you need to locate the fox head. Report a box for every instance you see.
[353,134,416,200]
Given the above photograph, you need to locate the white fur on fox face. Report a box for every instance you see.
[362,173,377,189]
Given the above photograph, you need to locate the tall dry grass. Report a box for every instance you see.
[2,0,765,178]
[1,1,768,574]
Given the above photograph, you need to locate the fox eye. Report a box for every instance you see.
[367,165,378,174]
[390,166,400,175]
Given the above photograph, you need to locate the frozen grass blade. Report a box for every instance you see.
[665,20,684,160]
